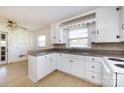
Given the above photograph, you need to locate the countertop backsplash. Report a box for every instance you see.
[53,42,124,50]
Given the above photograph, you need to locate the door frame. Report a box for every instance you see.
[0,31,8,65]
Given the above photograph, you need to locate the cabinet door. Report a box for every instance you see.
[119,7,124,41]
[54,23,61,43]
[37,59,47,80]
[50,24,55,44]
[38,55,50,79]
[62,57,72,74]
[51,53,57,72]
[95,6,120,42]
[54,23,65,44]
[28,55,38,82]
[46,55,52,74]
[56,53,62,71]
[72,59,84,78]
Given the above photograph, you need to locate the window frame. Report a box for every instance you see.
[66,27,91,48]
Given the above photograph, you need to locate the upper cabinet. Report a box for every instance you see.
[50,23,65,44]
[119,7,124,42]
[95,6,120,43]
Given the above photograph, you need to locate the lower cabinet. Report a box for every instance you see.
[28,54,56,82]
[28,53,103,86]
[50,53,57,72]
[56,53,62,71]
[61,54,85,79]
[85,71,102,85]
[84,56,103,85]
[62,57,72,74]
[72,59,85,78]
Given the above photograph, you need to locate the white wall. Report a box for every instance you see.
[32,27,53,50]
[0,23,33,63]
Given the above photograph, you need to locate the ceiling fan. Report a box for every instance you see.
[0,17,29,31]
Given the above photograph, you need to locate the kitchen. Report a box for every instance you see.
[0,6,124,87]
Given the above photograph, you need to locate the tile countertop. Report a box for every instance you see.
[28,48,124,58]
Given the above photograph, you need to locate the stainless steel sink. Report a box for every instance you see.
[108,58,124,62]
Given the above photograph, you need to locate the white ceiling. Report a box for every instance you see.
[0,6,99,31]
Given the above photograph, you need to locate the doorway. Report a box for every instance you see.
[0,32,8,65]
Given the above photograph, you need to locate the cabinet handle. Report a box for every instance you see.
[92,76,94,78]
[116,7,121,11]
[116,35,120,39]
[121,24,124,30]
[69,60,73,62]
[96,30,99,34]
[59,40,61,42]
[92,66,94,68]
[92,58,94,61]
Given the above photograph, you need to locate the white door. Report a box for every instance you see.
[0,32,8,65]
[95,6,120,42]
[72,59,84,78]
[62,57,72,74]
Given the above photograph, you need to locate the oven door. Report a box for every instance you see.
[102,61,116,87]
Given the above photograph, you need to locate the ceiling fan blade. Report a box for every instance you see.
[17,25,29,31]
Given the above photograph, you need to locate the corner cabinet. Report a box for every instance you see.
[28,54,56,82]
[95,6,120,43]
[50,23,65,44]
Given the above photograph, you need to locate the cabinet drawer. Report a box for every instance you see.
[37,55,49,61]
[85,61,102,74]
[85,56,103,63]
[85,71,102,84]
[62,54,83,60]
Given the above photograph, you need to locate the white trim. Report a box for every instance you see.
[60,9,97,24]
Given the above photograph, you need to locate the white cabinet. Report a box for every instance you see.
[61,54,84,78]
[62,57,72,74]
[72,59,84,78]
[37,55,49,80]
[56,53,62,71]
[84,56,103,85]
[28,54,56,82]
[50,23,65,44]
[85,71,102,85]
[119,7,124,41]
[95,6,120,42]
[50,53,57,72]
[28,55,38,82]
